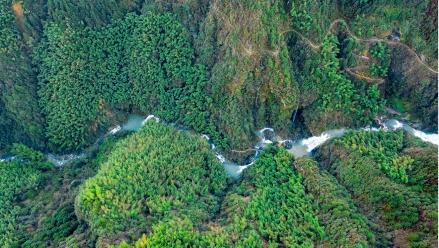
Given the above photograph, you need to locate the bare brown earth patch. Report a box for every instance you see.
[11,1,29,41]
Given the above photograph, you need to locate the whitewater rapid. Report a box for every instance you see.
[217,119,438,178]
[1,114,437,178]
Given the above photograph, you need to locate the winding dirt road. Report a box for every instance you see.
[283,19,438,74]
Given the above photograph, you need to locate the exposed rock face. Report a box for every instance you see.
[387,27,401,41]
[387,45,438,131]
[262,129,276,142]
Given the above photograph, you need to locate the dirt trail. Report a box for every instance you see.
[283,19,438,74]
[230,148,257,153]
[12,2,26,34]
[345,67,385,84]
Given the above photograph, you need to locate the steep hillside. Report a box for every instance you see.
[0,0,437,247]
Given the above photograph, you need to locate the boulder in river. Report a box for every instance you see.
[282,140,294,149]
[262,129,276,142]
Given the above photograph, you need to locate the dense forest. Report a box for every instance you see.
[0,0,437,247]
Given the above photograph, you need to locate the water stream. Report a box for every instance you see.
[213,119,438,178]
[45,114,160,166]
[1,114,437,178]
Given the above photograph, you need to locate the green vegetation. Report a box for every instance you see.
[0,0,45,150]
[115,218,210,248]
[1,0,435,152]
[0,160,41,246]
[218,146,324,247]
[22,203,80,246]
[319,131,437,246]
[298,34,385,133]
[76,122,227,242]
[405,146,438,198]
[319,35,357,112]
[290,1,314,32]
[346,0,437,69]
[295,157,376,247]
[36,12,220,152]
[388,96,410,113]
[332,154,421,226]
[197,0,301,151]
[0,135,126,247]
[368,42,390,77]
[36,23,105,151]
[318,35,384,122]
[46,0,128,28]
[2,0,436,153]
[0,145,53,246]
[337,131,413,183]
[116,145,325,247]
[338,33,357,69]
[0,0,436,247]
[288,0,338,42]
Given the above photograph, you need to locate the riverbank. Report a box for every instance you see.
[2,114,437,178]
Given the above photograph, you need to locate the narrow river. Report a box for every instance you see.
[222,119,438,178]
[2,114,438,178]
